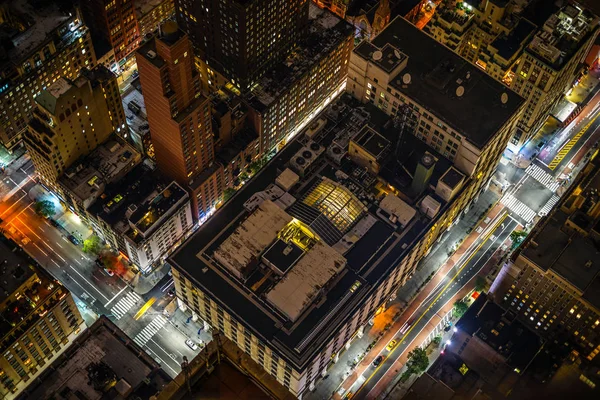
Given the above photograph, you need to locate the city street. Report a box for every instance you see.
[342,213,519,399]
[0,159,206,378]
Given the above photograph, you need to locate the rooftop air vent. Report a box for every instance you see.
[456,86,465,97]
[372,51,383,61]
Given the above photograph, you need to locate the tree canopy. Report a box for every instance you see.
[453,300,469,318]
[83,235,103,255]
[406,347,429,376]
[34,200,55,218]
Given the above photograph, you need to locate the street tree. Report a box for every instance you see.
[83,235,103,255]
[404,347,429,378]
[510,230,528,249]
[474,276,486,292]
[34,200,55,218]
[453,300,469,318]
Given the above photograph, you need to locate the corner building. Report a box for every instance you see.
[169,18,524,397]
[0,234,85,399]
[23,66,126,193]
[491,154,600,380]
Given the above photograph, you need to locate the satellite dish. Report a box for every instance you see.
[402,73,412,85]
[501,92,509,104]
[456,86,465,97]
[394,49,403,59]
[372,51,383,61]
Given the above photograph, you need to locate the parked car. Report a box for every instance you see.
[185,339,199,351]
[67,234,81,245]
[104,268,114,277]
[386,339,397,351]
[48,218,60,227]
[373,355,384,367]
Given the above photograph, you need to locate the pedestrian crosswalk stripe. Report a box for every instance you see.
[501,193,537,224]
[133,315,168,347]
[110,292,142,320]
[525,164,560,192]
[539,194,560,217]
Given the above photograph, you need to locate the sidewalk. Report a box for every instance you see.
[307,191,502,400]
[379,231,515,399]
[126,262,171,294]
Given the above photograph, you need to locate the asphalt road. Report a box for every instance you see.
[350,213,519,399]
[0,159,205,377]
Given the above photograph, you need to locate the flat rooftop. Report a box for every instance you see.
[129,181,188,236]
[170,93,478,370]
[135,0,171,18]
[457,294,542,371]
[489,18,537,61]
[247,3,353,110]
[519,154,600,310]
[1,0,71,62]
[18,316,170,400]
[59,138,141,206]
[87,162,171,236]
[354,16,525,149]
[526,5,598,70]
[0,235,35,307]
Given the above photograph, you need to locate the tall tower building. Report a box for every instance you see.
[136,21,217,218]
[80,0,141,66]
[175,0,309,91]
[23,66,126,192]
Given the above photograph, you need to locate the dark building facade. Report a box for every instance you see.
[174,0,309,91]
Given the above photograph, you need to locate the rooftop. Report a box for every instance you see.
[0,234,64,349]
[0,0,72,62]
[0,235,36,308]
[87,162,171,237]
[18,316,171,400]
[355,16,525,149]
[351,125,391,161]
[135,0,171,18]
[526,5,598,70]
[520,157,600,309]
[456,294,543,372]
[59,138,141,207]
[169,93,480,370]
[488,18,537,61]
[246,3,353,110]
[129,182,189,236]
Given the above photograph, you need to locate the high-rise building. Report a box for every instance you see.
[175,0,309,91]
[490,153,600,384]
[0,2,96,151]
[425,1,599,151]
[244,4,354,154]
[169,33,525,393]
[23,66,127,192]
[135,0,176,39]
[0,234,85,399]
[136,21,216,217]
[509,5,598,150]
[80,0,141,68]
[347,16,524,221]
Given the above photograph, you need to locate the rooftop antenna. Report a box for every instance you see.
[372,51,383,61]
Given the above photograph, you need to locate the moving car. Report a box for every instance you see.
[386,339,397,351]
[373,355,384,367]
[185,339,199,351]
[399,319,413,334]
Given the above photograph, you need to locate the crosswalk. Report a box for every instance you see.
[110,291,142,320]
[501,193,537,224]
[538,194,560,217]
[133,315,168,347]
[525,164,560,192]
